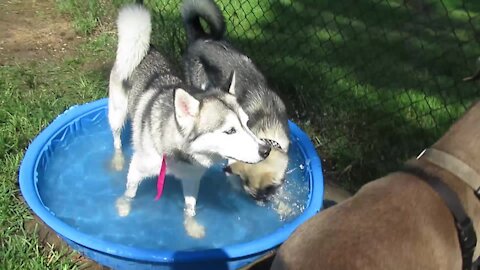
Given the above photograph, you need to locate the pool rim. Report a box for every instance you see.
[19,98,324,263]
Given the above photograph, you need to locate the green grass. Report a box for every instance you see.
[1,0,480,268]
[0,29,112,270]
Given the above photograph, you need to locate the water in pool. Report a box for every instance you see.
[37,110,310,250]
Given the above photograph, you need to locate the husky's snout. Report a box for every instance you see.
[239,141,271,164]
[258,143,271,159]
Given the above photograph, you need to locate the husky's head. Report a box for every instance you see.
[174,72,271,164]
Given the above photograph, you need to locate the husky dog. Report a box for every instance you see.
[181,0,290,201]
[108,4,271,238]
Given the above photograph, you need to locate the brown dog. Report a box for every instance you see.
[271,101,480,270]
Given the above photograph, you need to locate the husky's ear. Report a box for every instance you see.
[224,70,236,95]
[199,56,222,87]
[174,88,200,132]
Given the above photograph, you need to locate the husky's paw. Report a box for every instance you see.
[184,216,205,239]
[184,207,196,217]
[111,152,125,171]
[116,196,132,217]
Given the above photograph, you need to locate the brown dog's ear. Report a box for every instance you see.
[260,172,276,186]
[229,161,245,174]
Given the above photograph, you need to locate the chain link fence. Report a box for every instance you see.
[143,0,480,190]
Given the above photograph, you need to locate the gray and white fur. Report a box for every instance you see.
[108,4,271,238]
[181,0,290,201]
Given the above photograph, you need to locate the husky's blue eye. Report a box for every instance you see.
[224,127,236,135]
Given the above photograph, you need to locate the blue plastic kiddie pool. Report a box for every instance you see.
[19,98,324,270]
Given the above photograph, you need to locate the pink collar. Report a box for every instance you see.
[154,154,167,201]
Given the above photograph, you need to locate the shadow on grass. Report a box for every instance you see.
[215,0,480,190]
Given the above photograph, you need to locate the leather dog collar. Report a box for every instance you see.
[411,147,480,270]
[417,148,480,199]
[400,165,477,270]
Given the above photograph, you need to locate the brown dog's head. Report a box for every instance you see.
[225,149,289,201]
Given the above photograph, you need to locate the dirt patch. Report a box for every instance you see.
[0,0,81,65]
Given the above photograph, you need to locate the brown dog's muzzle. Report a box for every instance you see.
[252,184,281,202]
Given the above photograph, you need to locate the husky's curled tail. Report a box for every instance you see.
[114,4,152,81]
[181,0,226,42]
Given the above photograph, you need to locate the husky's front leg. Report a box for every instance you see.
[180,175,205,238]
